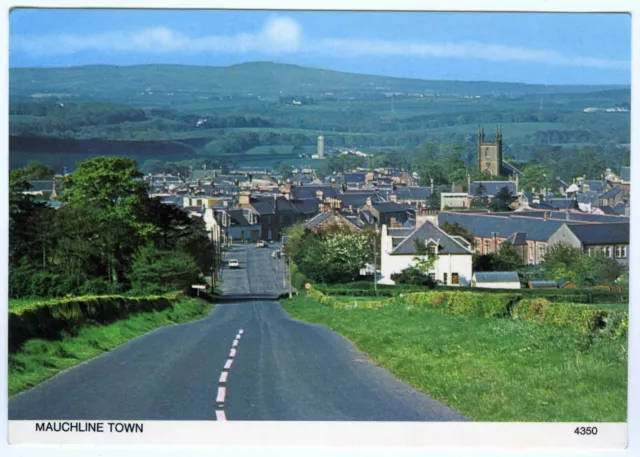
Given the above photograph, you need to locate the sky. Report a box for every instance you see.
[9,9,631,85]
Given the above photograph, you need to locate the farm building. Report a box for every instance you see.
[472,272,521,289]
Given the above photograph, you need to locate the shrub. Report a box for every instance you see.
[391,267,437,288]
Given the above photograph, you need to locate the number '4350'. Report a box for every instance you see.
[574,427,598,435]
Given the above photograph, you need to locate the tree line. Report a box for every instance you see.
[9,158,213,298]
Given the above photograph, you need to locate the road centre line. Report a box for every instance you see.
[216,387,226,403]
[215,410,227,421]
[224,359,233,369]
[239,329,244,335]
[232,340,238,347]
[219,372,228,383]
[230,348,236,358]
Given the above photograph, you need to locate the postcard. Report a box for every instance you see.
[4,2,634,452]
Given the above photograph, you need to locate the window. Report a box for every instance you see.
[427,245,437,256]
[452,273,459,285]
[484,239,491,254]
[602,246,612,258]
[428,273,436,281]
[616,246,627,258]
[443,273,448,285]
[528,247,534,264]
[538,245,547,260]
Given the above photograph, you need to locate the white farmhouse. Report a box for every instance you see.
[379,221,474,286]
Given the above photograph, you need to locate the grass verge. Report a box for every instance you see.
[9,296,214,396]
[281,295,627,422]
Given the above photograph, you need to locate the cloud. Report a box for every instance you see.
[11,15,628,70]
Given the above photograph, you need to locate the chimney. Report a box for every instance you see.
[467,173,471,191]
[515,174,519,187]
[366,196,373,207]
[389,194,398,203]
[331,178,336,188]
[565,212,570,221]
[544,211,549,221]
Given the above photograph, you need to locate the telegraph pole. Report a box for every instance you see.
[288,253,293,298]
[211,227,216,294]
[373,231,377,292]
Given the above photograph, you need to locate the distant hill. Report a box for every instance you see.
[10,61,627,104]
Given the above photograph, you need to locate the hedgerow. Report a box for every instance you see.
[302,289,628,340]
[8,292,182,352]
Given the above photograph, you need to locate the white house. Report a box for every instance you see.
[379,221,474,286]
[472,272,521,289]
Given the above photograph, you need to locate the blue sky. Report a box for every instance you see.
[9,9,631,85]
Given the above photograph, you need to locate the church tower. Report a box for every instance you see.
[477,125,503,177]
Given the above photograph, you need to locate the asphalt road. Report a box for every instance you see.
[9,243,466,421]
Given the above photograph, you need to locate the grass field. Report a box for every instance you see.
[8,296,214,396]
[281,294,627,422]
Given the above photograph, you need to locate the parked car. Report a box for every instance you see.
[228,259,239,269]
[272,251,281,259]
[257,240,266,248]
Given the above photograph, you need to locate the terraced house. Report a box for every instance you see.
[437,210,630,266]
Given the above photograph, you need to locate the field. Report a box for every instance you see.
[281,294,628,422]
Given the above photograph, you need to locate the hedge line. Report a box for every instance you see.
[304,289,628,339]
[315,285,627,304]
[8,292,182,353]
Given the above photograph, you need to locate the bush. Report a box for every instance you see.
[391,267,437,288]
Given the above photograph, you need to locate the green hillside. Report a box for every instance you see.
[10,61,627,104]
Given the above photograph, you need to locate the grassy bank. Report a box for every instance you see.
[281,295,627,422]
[9,296,214,396]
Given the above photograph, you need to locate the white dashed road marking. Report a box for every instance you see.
[216,328,244,421]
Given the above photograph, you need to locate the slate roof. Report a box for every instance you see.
[613,202,628,215]
[512,211,628,224]
[388,228,415,237]
[403,219,417,228]
[393,186,432,201]
[338,193,380,208]
[303,211,359,231]
[600,185,623,199]
[474,272,520,283]
[228,209,251,227]
[529,281,558,288]
[505,232,527,245]
[583,180,606,193]
[620,166,631,182]
[599,206,617,215]
[292,198,321,215]
[391,221,472,256]
[566,222,629,245]
[290,185,338,200]
[576,190,600,205]
[469,181,517,197]
[372,201,406,214]
[549,198,579,210]
[249,201,275,215]
[437,212,569,242]
[529,201,558,210]
[343,173,367,184]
